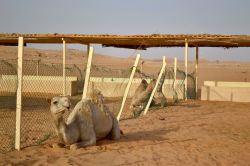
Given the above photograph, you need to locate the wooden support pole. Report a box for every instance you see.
[87,44,90,56]
[15,37,23,151]
[195,47,199,99]
[143,56,166,115]
[140,60,144,73]
[36,60,40,76]
[185,39,188,100]
[82,46,94,100]
[62,38,66,96]
[174,57,177,89]
[117,54,140,121]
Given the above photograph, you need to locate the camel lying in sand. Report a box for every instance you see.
[130,79,156,117]
[130,73,167,117]
[49,90,121,150]
[153,71,167,107]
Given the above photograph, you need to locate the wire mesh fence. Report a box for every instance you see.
[0,55,196,153]
[87,59,133,120]
[0,58,86,153]
[0,59,17,153]
[20,60,86,150]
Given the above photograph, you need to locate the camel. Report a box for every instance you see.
[49,90,121,150]
[153,71,167,107]
[130,79,148,106]
[130,71,167,117]
[130,79,156,117]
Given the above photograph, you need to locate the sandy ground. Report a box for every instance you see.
[1,100,250,166]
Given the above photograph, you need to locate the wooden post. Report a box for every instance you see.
[174,57,177,89]
[15,37,23,151]
[140,60,144,73]
[82,46,94,100]
[185,39,188,100]
[117,54,140,121]
[87,44,90,56]
[36,60,40,76]
[143,56,166,115]
[62,38,66,96]
[195,47,199,99]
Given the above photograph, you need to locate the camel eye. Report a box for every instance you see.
[53,101,58,105]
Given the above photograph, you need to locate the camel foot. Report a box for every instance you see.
[70,140,96,150]
[52,142,65,148]
[70,144,80,150]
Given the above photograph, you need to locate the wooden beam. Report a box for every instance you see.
[62,38,66,95]
[117,54,140,121]
[143,56,166,115]
[185,39,188,100]
[195,47,199,99]
[174,57,177,90]
[15,37,23,151]
[82,46,94,100]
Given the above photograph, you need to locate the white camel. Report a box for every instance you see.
[49,90,121,150]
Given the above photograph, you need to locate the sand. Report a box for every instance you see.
[1,100,250,166]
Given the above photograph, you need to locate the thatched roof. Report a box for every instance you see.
[1,33,250,49]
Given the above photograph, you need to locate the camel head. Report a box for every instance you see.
[146,79,156,92]
[49,96,71,117]
[141,79,148,88]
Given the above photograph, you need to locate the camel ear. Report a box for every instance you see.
[47,98,51,104]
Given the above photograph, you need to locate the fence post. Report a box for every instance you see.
[195,47,199,99]
[140,60,144,73]
[62,38,66,96]
[36,60,40,76]
[174,57,177,90]
[117,54,140,121]
[185,39,188,100]
[143,56,166,115]
[82,46,93,100]
[15,37,24,151]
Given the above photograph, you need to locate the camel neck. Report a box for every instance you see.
[54,116,67,131]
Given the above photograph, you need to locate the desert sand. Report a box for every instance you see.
[1,100,250,166]
[0,46,250,165]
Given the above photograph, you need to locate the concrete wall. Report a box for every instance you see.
[201,81,250,102]
[88,77,185,99]
[0,75,78,96]
[0,75,185,99]
[204,81,250,88]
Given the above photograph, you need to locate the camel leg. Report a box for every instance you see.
[70,126,97,150]
[108,115,121,140]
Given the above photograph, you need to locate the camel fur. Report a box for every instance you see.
[130,72,167,117]
[153,71,167,107]
[130,79,156,117]
[49,90,121,150]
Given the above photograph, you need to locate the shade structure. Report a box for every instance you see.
[1,33,250,49]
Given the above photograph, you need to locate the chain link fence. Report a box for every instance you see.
[0,55,196,153]
[0,59,17,153]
